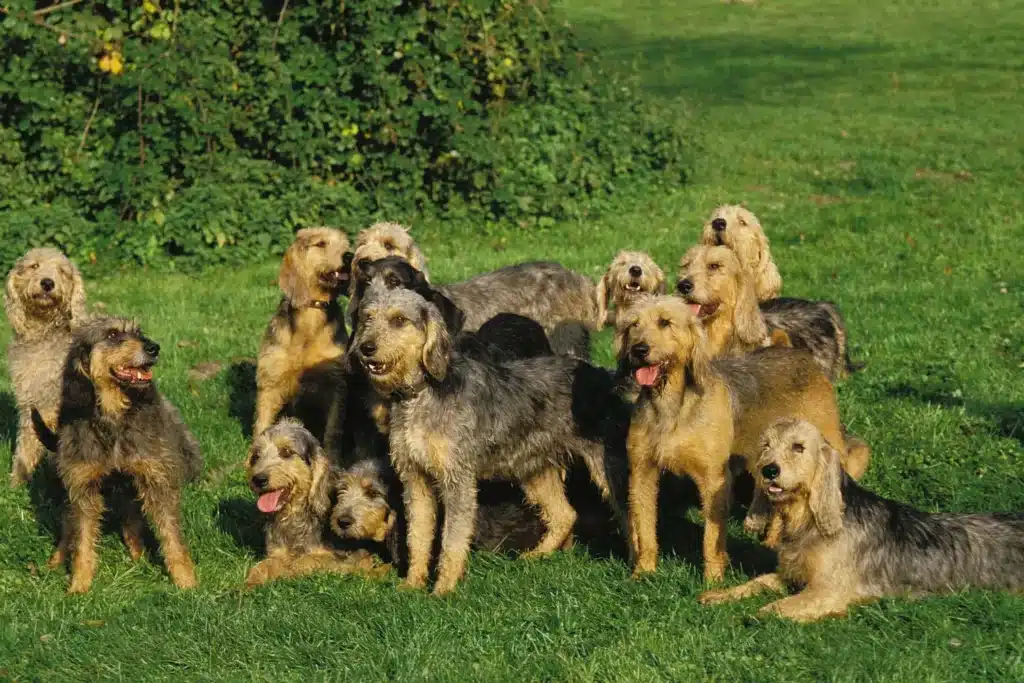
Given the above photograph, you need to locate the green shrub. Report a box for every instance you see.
[0,0,688,272]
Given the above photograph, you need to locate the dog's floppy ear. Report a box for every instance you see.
[65,260,87,321]
[307,448,332,518]
[651,264,666,295]
[278,238,312,307]
[753,236,783,301]
[594,271,610,330]
[430,291,465,338]
[3,271,28,336]
[733,267,769,347]
[409,244,430,282]
[421,302,451,382]
[808,439,845,537]
[338,251,354,298]
[683,320,713,388]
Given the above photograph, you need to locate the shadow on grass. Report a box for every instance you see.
[887,383,1024,446]
[0,390,16,454]
[217,496,265,557]
[227,359,257,440]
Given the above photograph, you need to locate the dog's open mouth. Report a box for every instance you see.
[765,484,785,499]
[363,359,389,376]
[625,282,642,292]
[319,269,348,288]
[256,488,290,514]
[634,364,663,387]
[687,301,719,319]
[111,365,154,384]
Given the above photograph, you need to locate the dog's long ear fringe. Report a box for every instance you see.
[809,440,845,536]
[31,408,59,453]
[4,272,28,336]
[734,269,769,347]
[595,272,610,330]
[685,325,713,388]
[279,239,312,307]
[421,304,451,382]
[753,238,783,301]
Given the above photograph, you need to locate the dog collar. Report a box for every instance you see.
[308,300,331,310]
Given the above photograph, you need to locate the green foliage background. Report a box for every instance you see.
[0,0,688,271]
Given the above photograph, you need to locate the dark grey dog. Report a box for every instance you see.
[760,298,861,381]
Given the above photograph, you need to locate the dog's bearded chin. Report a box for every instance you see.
[256,489,287,514]
[634,365,662,387]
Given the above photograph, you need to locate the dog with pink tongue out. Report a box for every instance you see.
[244,419,389,587]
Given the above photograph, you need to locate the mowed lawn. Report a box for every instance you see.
[2,0,1023,679]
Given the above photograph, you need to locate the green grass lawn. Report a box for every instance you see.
[2,0,1024,679]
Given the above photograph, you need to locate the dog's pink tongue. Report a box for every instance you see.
[257,490,284,514]
[634,365,661,387]
[688,303,701,317]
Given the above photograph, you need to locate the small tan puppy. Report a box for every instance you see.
[700,205,781,301]
[596,251,666,329]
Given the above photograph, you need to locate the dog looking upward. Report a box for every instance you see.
[700,205,781,301]
[700,419,1024,622]
[4,247,88,486]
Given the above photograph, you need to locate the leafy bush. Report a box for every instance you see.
[0,0,688,272]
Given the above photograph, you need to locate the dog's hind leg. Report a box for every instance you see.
[432,479,478,596]
[121,501,147,562]
[521,467,577,558]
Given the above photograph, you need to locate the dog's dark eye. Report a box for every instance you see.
[390,314,408,328]
[657,318,671,329]
[792,442,805,453]
[314,240,328,249]
[385,275,401,288]
[106,330,120,341]
[707,263,721,272]
[279,448,293,459]
[249,452,259,467]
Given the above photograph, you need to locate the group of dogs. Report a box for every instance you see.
[4,206,1022,622]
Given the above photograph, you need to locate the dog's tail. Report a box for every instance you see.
[31,408,59,453]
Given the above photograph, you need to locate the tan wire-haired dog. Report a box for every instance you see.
[350,221,429,290]
[700,419,1024,622]
[255,227,351,453]
[616,296,869,581]
[40,317,201,593]
[244,419,387,587]
[676,244,785,358]
[595,251,666,329]
[701,205,781,301]
[4,248,87,486]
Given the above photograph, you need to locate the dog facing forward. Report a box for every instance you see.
[349,286,618,595]
[4,248,88,486]
[616,296,869,581]
[700,419,1024,621]
[244,419,387,587]
[700,205,781,301]
[43,317,201,593]
[255,227,351,451]
[596,251,666,329]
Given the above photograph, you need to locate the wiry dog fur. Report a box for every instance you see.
[700,419,1024,621]
[4,248,88,486]
[676,245,778,358]
[255,228,351,454]
[596,251,666,329]
[700,205,781,301]
[350,222,429,289]
[349,286,620,595]
[616,296,870,581]
[760,298,860,382]
[43,317,201,593]
[244,419,387,587]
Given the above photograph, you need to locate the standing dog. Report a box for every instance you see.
[4,248,87,486]
[596,251,666,329]
[700,419,1024,621]
[349,287,620,595]
[616,296,869,581]
[44,317,201,593]
[255,227,351,454]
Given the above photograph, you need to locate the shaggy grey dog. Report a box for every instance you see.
[760,298,860,381]
[348,284,622,595]
[4,248,88,486]
[701,418,1024,622]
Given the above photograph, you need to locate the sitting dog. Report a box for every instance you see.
[42,317,201,593]
[4,248,88,486]
[254,227,351,456]
[616,296,870,581]
[349,286,621,595]
[700,419,1024,621]
[595,250,666,329]
[244,419,388,587]
[700,205,781,301]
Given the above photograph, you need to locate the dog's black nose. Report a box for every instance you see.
[40,278,55,292]
[630,343,650,362]
[761,463,781,480]
[360,341,377,357]
[628,265,643,278]
[676,279,693,295]
[334,513,354,530]
[251,474,269,490]
[711,218,727,232]
[144,341,160,357]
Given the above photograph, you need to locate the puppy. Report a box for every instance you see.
[254,227,351,454]
[616,296,869,581]
[700,205,781,301]
[596,251,666,329]
[244,419,387,587]
[4,248,87,486]
[45,317,201,593]
[700,419,1024,622]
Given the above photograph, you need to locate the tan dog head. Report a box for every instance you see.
[350,222,429,291]
[332,461,395,543]
[278,227,352,307]
[349,285,451,396]
[247,418,331,519]
[4,247,86,338]
[614,295,712,393]
[746,418,845,538]
[700,205,781,301]
[676,244,768,352]
[596,250,666,327]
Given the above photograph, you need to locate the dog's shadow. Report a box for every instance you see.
[216,496,264,557]
[887,383,1024,446]
[227,360,257,440]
